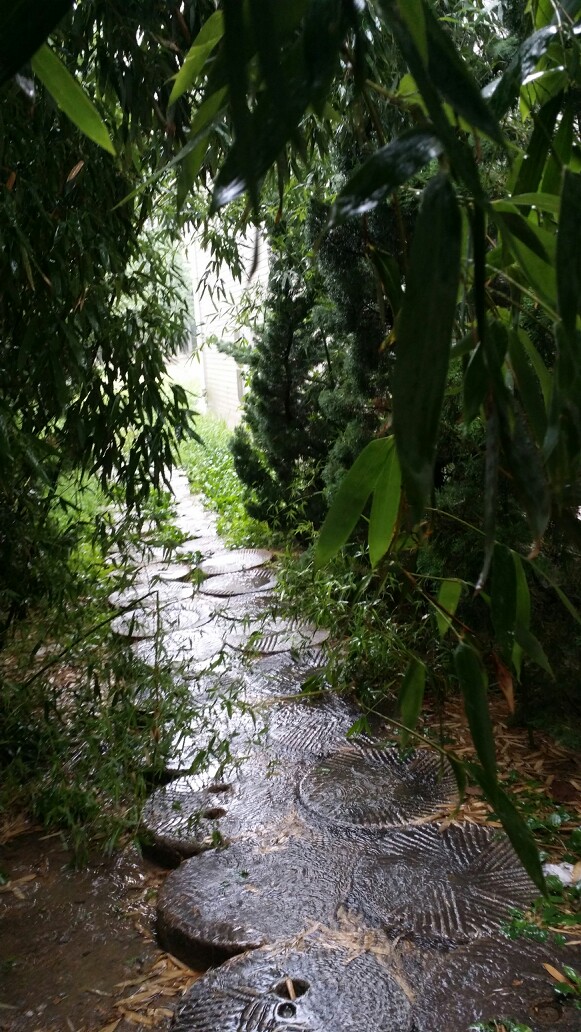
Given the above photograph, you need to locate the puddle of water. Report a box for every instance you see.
[0,831,167,1031]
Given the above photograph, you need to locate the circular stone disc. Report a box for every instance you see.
[299,745,458,829]
[211,594,278,622]
[414,935,581,1031]
[108,580,193,609]
[171,938,414,1032]
[198,549,273,577]
[176,536,223,555]
[139,561,192,582]
[141,753,304,865]
[156,835,356,967]
[110,598,214,639]
[199,570,277,597]
[265,695,359,759]
[132,628,227,670]
[346,823,536,945]
[229,618,329,655]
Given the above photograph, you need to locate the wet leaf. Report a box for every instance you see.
[557,168,581,346]
[0,0,72,84]
[435,579,462,639]
[330,129,441,224]
[315,437,395,567]
[398,656,426,747]
[514,625,554,677]
[393,174,461,520]
[31,44,115,155]
[468,761,546,894]
[368,439,401,567]
[454,643,497,782]
[169,10,224,104]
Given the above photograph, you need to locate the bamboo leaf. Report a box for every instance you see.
[435,579,462,639]
[398,656,426,747]
[169,11,224,104]
[393,174,461,520]
[454,643,497,781]
[315,438,395,567]
[514,625,554,677]
[557,168,581,346]
[0,0,72,85]
[330,129,441,224]
[508,329,548,447]
[368,439,401,567]
[468,761,546,894]
[31,44,115,155]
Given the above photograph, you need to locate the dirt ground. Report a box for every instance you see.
[0,823,201,1032]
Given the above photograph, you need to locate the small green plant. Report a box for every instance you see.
[179,415,272,547]
[469,1022,533,1032]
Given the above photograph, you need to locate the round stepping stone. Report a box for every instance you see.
[156,835,356,966]
[414,935,581,1030]
[265,695,359,759]
[228,618,329,655]
[238,650,329,703]
[108,579,193,609]
[212,594,278,621]
[346,823,536,946]
[139,561,192,582]
[198,548,273,576]
[110,598,214,639]
[176,537,223,557]
[198,569,277,597]
[141,753,304,865]
[299,745,458,829]
[171,938,414,1032]
[132,627,228,670]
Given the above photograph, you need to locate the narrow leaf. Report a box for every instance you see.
[31,44,115,155]
[393,174,461,520]
[368,439,401,567]
[169,11,224,104]
[468,761,546,894]
[315,438,394,567]
[330,129,441,224]
[0,0,72,84]
[398,656,426,747]
[435,579,462,639]
[454,643,497,781]
[557,168,581,345]
[514,625,554,677]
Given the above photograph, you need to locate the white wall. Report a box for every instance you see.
[186,230,269,427]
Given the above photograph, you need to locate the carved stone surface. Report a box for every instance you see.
[139,561,193,582]
[108,580,193,609]
[132,627,230,671]
[176,537,223,557]
[346,823,537,945]
[229,619,330,655]
[110,598,214,639]
[265,695,359,759]
[299,745,458,830]
[198,549,274,576]
[141,752,305,865]
[171,938,414,1032]
[157,834,355,966]
[413,935,581,1031]
[199,570,278,597]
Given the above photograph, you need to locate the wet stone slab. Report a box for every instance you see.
[298,745,458,829]
[346,822,537,946]
[198,548,274,576]
[171,938,415,1032]
[110,598,215,639]
[228,618,330,655]
[198,569,278,597]
[156,833,358,967]
[412,934,581,1031]
[141,752,308,865]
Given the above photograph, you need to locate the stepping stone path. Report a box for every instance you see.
[108,470,581,1031]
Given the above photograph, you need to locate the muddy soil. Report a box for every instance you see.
[0,828,200,1032]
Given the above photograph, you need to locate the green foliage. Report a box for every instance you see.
[180,415,271,547]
